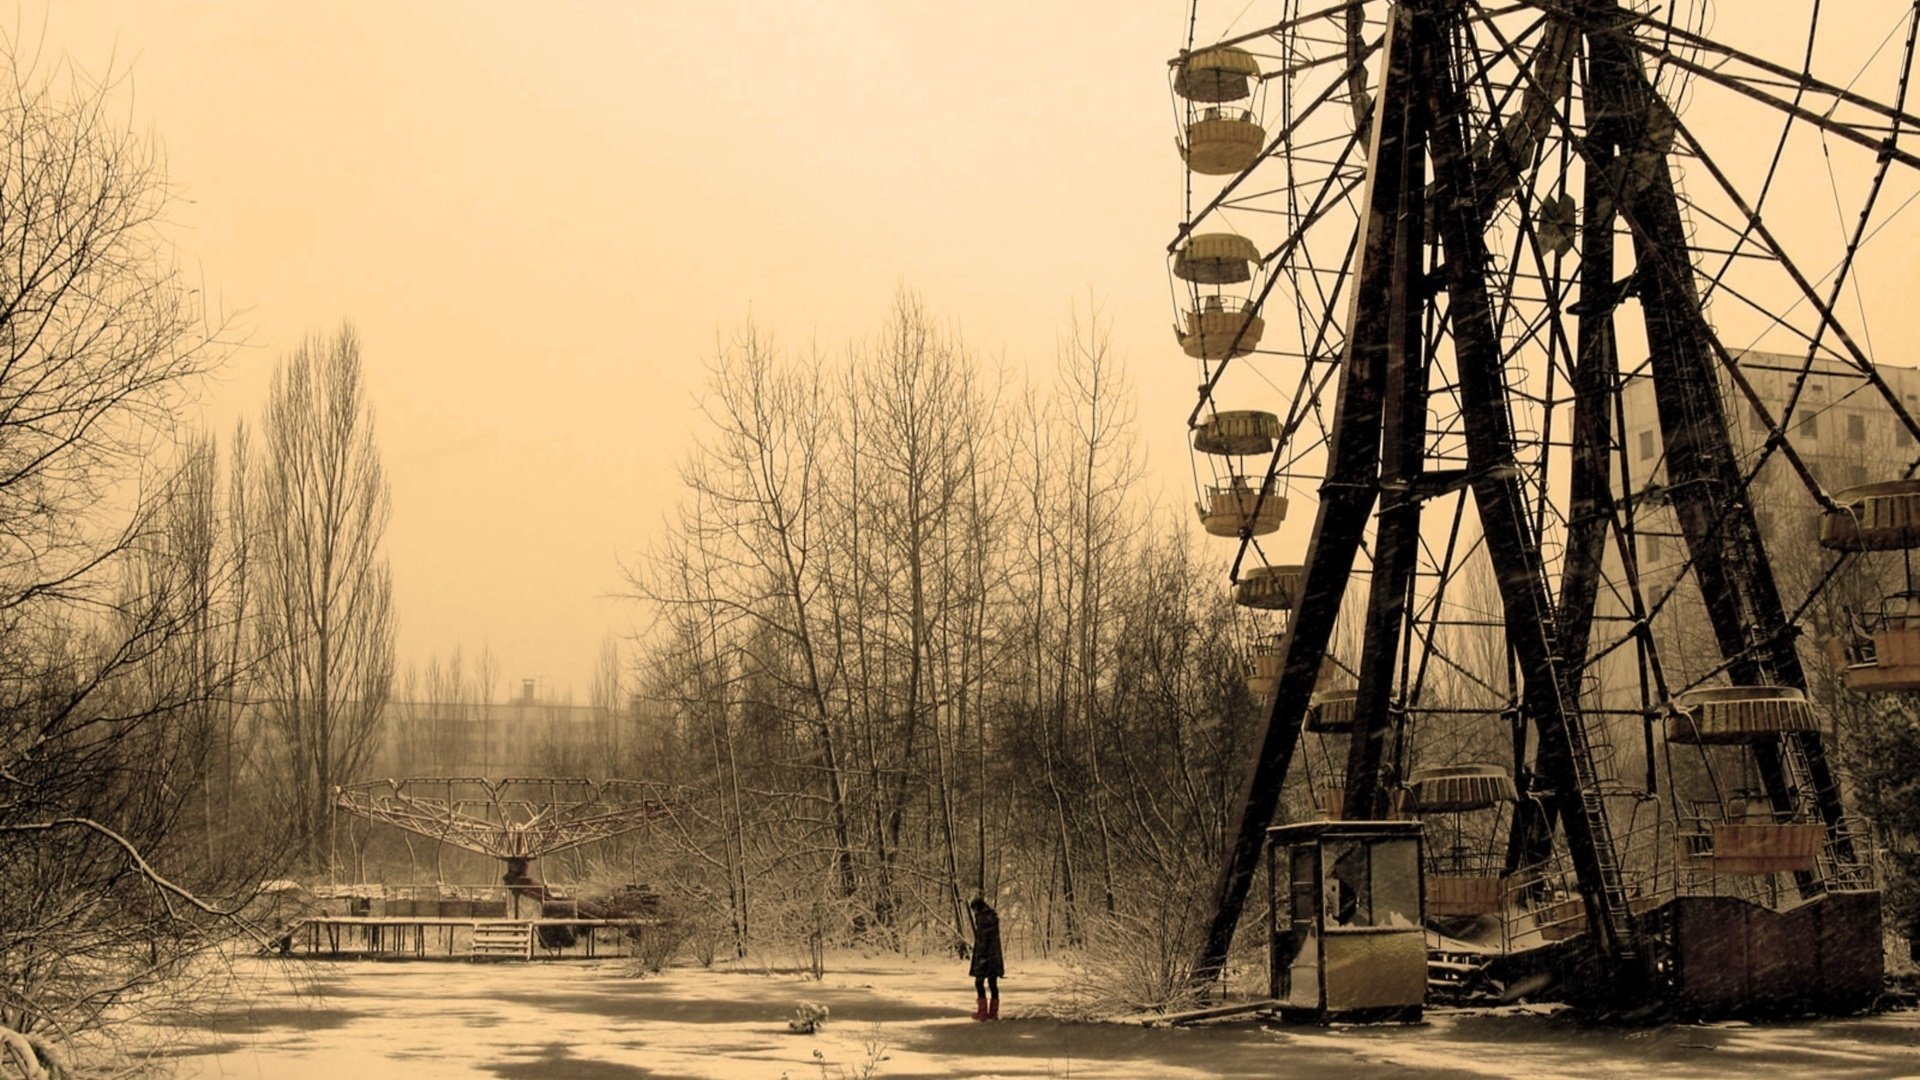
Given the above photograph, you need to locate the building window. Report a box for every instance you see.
[1847,412,1867,442]
[1638,430,1656,461]
[1643,535,1661,563]
[1799,412,1819,439]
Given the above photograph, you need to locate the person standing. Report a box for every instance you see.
[968,896,1004,1021]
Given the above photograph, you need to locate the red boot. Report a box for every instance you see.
[971,995,988,1021]
[988,996,1000,1021]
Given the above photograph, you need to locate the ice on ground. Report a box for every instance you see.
[123,950,1920,1080]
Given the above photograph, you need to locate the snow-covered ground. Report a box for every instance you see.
[129,952,1920,1079]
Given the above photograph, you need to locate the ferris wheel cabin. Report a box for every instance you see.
[1822,479,1920,690]
[1174,47,1266,175]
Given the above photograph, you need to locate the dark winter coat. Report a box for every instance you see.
[969,904,1004,979]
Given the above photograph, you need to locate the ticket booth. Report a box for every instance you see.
[1268,820,1426,1023]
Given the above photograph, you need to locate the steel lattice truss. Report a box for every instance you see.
[333,777,673,860]
[1167,0,1920,998]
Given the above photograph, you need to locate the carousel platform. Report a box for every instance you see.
[278,915,666,961]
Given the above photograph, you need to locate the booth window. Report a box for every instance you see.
[1370,839,1419,927]
[1325,840,1370,925]
[1322,836,1420,929]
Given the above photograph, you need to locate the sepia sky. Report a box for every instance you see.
[35,2,1920,699]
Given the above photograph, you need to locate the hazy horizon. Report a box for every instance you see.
[32,1,1919,699]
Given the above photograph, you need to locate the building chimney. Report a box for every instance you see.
[521,678,536,704]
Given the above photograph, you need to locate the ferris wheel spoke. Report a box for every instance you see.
[1456,4,1851,509]
[1591,62,1796,683]
[1452,6,1586,530]
[1423,5,1653,940]
[1581,508,1670,682]
[1584,10,1856,862]
[1278,226,1356,360]
[1186,180,1361,426]
[1261,135,1368,266]
[1658,106,1920,460]
[1194,0,1374,55]
[1619,7,1920,130]
[1789,12,1920,397]
[1459,1,1913,448]
[1406,493,1488,700]
[1627,46,1920,169]
[1451,3,1873,511]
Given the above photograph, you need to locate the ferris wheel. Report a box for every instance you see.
[1169,0,1920,1012]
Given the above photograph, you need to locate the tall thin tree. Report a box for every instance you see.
[254,324,396,868]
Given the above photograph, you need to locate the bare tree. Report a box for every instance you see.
[589,634,626,769]
[1,451,269,1054]
[426,645,471,772]
[1057,299,1139,917]
[616,292,1265,974]
[216,422,257,845]
[1009,377,1083,945]
[475,644,498,773]
[0,43,270,1063]
[157,433,260,864]
[253,324,395,868]
[847,293,1003,937]
[0,54,216,607]
[637,516,757,956]
[633,323,862,910]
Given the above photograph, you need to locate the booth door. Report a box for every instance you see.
[1283,843,1320,1007]
[1321,836,1426,1013]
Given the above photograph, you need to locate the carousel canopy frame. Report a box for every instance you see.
[332,777,673,861]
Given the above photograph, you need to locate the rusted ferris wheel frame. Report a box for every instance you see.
[1173,0,1920,1000]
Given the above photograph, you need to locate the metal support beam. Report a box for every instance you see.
[1344,3,1433,822]
[1188,4,1419,989]
[1422,2,1641,971]
[1581,3,1827,860]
